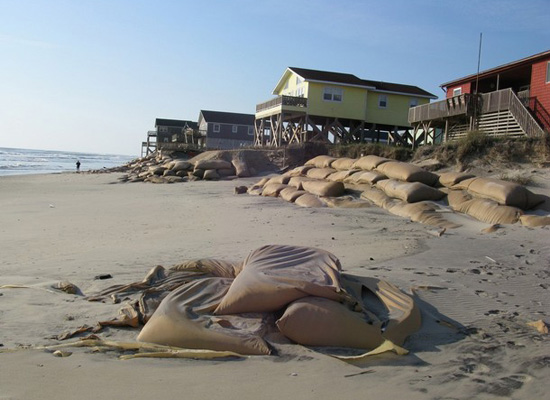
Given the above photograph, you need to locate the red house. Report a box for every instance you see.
[409,49,550,143]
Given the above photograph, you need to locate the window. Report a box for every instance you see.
[323,87,343,102]
[248,126,254,136]
[546,62,550,83]
[453,87,462,96]
[232,125,238,133]
[409,98,418,108]
[378,94,387,108]
[213,124,220,133]
[159,126,168,132]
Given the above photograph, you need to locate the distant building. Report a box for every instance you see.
[141,118,199,156]
[255,66,436,147]
[409,49,550,142]
[197,110,255,150]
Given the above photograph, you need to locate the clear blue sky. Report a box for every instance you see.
[1,0,548,156]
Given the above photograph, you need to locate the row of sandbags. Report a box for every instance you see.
[247,154,549,228]
[114,152,254,184]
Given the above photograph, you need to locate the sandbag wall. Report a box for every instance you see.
[247,155,549,228]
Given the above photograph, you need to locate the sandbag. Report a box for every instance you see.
[376,161,438,186]
[326,170,359,182]
[279,187,307,203]
[306,167,337,180]
[217,168,236,177]
[261,183,288,197]
[137,278,271,355]
[520,214,550,227]
[388,201,461,229]
[465,177,542,210]
[231,158,251,178]
[376,179,445,203]
[294,193,326,208]
[305,155,337,168]
[438,172,476,188]
[195,159,233,170]
[447,190,523,225]
[170,160,192,172]
[360,187,399,210]
[276,297,385,349]
[287,165,314,176]
[214,245,343,315]
[252,177,270,188]
[170,259,243,278]
[247,186,263,196]
[302,180,345,197]
[331,158,357,171]
[203,169,220,180]
[352,155,390,171]
[322,196,371,208]
[265,175,291,185]
[288,176,315,190]
[191,169,204,179]
[350,171,387,185]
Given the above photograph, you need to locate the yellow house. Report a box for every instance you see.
[255,67,436,146]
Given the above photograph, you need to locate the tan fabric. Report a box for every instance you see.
[170,160,192,172]
[322,196,371,208]
[170,259,243,278]
[231,158,250,178]
[247,186,263,196]
[376,161,438,186]
[214,245,343,315]
[288,176,315,190]
[331,157,357,171]
[217,168,236,177]
[266,175,291,185]
[520,214,550,227]
[450,177,476,191]
[447,190,523,224]
[276,297,385,349]
[360,187,399,210]
[388,201,461,229]
[252,177,270,187]
[352,155,390,171]
[302,180,345,197]
[279,187,307,202]
[351,171,387,185]
[438,172,476,188]
[326,170,360,182]
[294,193,326,207]
[261,183,288,197]
[376,179,445,203]
[203,169,220,180]
[287,165,314,176]
[137,278,272,355]
[465,177,542,210]
[305,155,337,168]
[194,159,233,170]
[306,167,337,180]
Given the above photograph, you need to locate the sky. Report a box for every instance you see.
[0,0,549,156]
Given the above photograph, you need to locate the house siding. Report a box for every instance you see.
[530,58,550,115]
[367,92,429,127]
[446,82,472,98]
[307,82,367,120]
[205,123,253,150]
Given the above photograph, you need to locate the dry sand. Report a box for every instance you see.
[0,171,549,400]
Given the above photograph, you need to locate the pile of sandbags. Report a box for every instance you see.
[90,245,420,356]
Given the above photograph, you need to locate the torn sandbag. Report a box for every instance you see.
[214,245,344,315]
[137,277,272,355]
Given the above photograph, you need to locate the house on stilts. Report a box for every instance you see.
[254,67,437,147]
[409,49,550,144]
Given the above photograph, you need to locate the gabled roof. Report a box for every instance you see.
[155,118,198,130]
[441,49,550,88]
[199,110,255,125]
[274,67,436,98]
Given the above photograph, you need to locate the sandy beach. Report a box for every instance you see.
[1,171,549,400]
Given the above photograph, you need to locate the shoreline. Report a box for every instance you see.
[1,172,548,400]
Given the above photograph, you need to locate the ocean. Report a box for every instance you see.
[0,147,136,176]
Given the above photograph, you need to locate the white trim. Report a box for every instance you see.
[213,123,220,133]
[546,61,550,84]
[323,86,343,102]
[453,87,462,96]
[232,125,238,133]
[307,79,375,90]
[369,88,437,99]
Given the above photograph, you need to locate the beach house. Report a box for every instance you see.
[254,67,436,147]
[197,110,255,150]
[408,49,550,143]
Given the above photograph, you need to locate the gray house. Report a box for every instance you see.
[155,118,199,145]
[198,110,255,150]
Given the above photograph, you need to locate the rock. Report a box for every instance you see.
[527,320,549,334]
[234,186,248,194]
[53,281,80,295]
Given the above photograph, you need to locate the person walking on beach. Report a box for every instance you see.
[76,160,81,172]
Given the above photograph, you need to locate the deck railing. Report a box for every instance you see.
[256,95,307,113]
